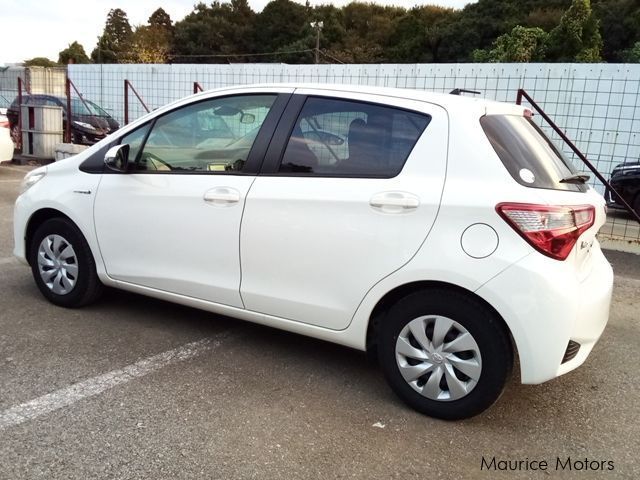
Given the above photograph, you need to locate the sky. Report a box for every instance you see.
[1,0,472,64]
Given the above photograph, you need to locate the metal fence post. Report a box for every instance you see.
[65,77,72,143]
[124,80,129,125]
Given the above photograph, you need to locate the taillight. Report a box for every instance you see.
[496,203,595,260]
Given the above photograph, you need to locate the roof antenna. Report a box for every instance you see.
[449,88,481,96]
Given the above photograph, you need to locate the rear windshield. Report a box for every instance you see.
[480,115,586,192]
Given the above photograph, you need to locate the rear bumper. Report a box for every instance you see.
[476,243,613,384]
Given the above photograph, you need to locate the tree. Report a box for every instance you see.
[253,0,311,60]
[329,2,406,63]
[127,9,175,63]
[58,41,91,64]
[91,8,133,63]
[173,1,256,63]
[149,7,173,31]
[388,6,456,62]
[592,0,640,61]
[472,26,548,62]
[622,41,640,62]
[546,0,602,61]
[24,57,57,67]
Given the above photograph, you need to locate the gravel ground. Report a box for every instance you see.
[1,162,638,479]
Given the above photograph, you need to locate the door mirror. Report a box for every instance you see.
[104,144,130,172]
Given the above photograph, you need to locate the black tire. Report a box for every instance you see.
[29,217,103,308]
[378,288,512,420]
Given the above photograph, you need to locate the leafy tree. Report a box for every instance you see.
[129,25,171,63]
[473,26,548,62]
[58,41,91,64]
[546,0,602,62]
[388,6,456,62]
[149,7,173,31]
[621,41,640,62]
[592,0,640,61]
[127,9,175,63]
[253,0,311,61]
[91,8,133,63]
[24,57,57,67]
[524,8,565,31]
[331,2,405,63]
[174,1,257,63]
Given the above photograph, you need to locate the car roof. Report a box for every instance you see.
[196,83,526,116]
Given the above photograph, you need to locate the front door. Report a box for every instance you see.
[94,91,290,307]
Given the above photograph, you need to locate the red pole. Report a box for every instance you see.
[65,77,72,143]
[17,78,23,151]
[517,88,640,224]
[124,80,129,125]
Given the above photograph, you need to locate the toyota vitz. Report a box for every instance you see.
[13,85,613,419]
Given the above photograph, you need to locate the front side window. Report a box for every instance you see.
[130,94,277,173]
[279,97,430,177]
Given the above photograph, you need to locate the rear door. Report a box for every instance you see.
[240,90,448,330]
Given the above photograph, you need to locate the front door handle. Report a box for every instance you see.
[370,191,420,213]
[203,187,241,206]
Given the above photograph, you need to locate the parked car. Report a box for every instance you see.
[605,162,640,215]
[7,94,119,145]
[12,84,613,419]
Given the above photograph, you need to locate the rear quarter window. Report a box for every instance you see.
[480,115,586,192]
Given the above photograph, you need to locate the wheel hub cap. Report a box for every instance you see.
[37,234,78,295]
[395,315,482,402]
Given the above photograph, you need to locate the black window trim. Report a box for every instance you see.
[258,94,431,179]
[79,92,292,175]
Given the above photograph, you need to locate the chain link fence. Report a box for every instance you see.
[8,62,638,246]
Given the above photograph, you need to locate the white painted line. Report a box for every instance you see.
[0,336,226,429]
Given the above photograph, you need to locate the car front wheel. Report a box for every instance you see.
[30,218,103,307]
[378,289,513,420]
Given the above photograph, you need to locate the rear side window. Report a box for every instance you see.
[480,115,586,192]
[279,97,430,177]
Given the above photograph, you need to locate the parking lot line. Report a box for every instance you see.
[0,336,227,430]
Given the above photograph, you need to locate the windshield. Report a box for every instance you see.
[480,115,586,192]
[86,100,110,117]
[69,98,109,117]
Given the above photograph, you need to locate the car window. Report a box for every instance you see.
[132,94,276,173]
[279,97,430,177]
[120,123,153,164]
[480,115,585,192]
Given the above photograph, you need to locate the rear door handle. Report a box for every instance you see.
[203,187,241,206]
[370,191,420,213]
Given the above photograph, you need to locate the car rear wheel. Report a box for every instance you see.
[378,289,512,420]
[30,218,103,307]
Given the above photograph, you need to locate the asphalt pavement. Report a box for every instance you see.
[1,162,639,479]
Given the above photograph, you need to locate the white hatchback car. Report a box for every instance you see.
[13,85,613,419]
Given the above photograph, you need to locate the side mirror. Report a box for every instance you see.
[104,144,130,172]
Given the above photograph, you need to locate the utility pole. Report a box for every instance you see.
[310,21,323,64]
